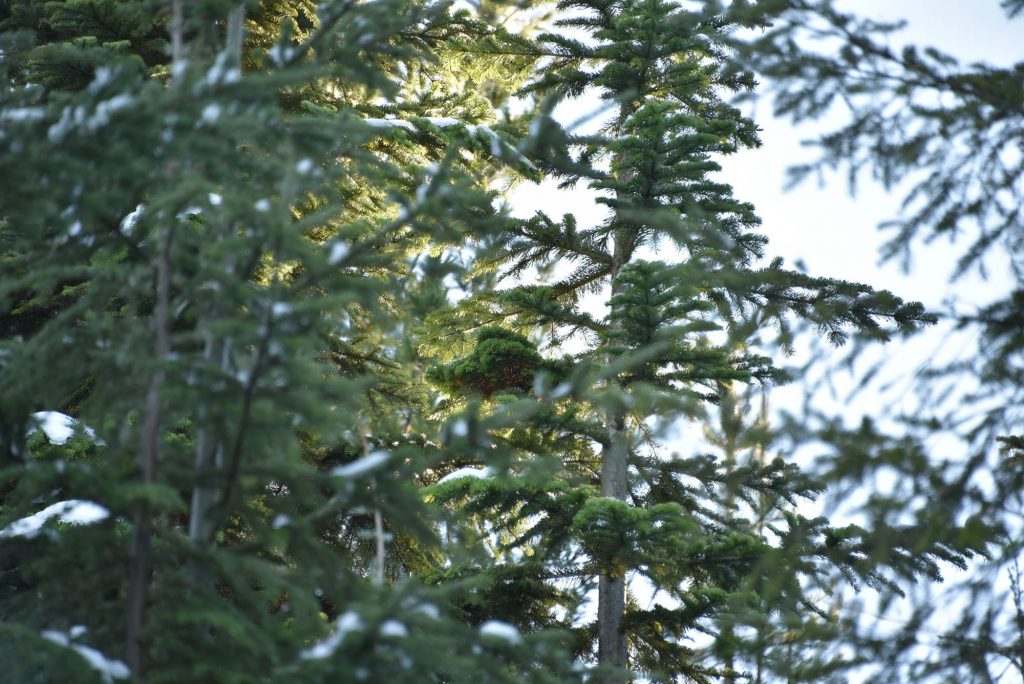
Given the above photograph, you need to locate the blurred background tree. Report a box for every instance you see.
[718,0,1024,680]
[0,0,579,681]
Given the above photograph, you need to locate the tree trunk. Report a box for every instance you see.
[598,412,629,679]
[597,231,631,682]
[187,3,244,549]
[126,225,174,674]
[189,339,222,545]
[127,5,187,667]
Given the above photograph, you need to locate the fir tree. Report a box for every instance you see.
[0,0,579,682]
[721,1,1024,679]
[423,1,942,682]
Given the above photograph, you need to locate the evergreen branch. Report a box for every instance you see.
[552,263,613,298]
[714,261,936,345]
[498,286,608,334]
[281,0,357,69]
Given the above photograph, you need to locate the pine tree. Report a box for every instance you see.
[0,1,580,682]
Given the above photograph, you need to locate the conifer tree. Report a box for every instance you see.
[420,1,952,682]
[1,0,997,682]
[719,2,1024,679]
[0,1,578,682]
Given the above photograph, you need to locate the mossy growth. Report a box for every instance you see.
[428,327,571,397]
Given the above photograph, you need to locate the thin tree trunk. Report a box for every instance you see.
[598,235,630,682]
[127,5,185,670]
[720,382,739,684]
[225,5,245,61]
[170,0,183,68]
[598,421,626,679]
[126,225,174,675]
[187,3,244,548]
[373,507,386,585]
[188,341,228,545]
[598,413,629,680]
[358,424,388,586]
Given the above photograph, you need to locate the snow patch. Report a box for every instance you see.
[363,117,416,132]
[0,500,110,539]
[422,116,462,128]
[437,467,494,484]
[41,630,130,683]
[204,53,240,86]
[60,501,109,525]
[171,60,187,82]
[208,192,222,206]
[268,44,295,67]
[89,67,113,93]
[86,94,134,131]
[379,620,408,638]
[201,104,221,124]
[479,620,521,644]
[47,105,80,142]
[300,611,363,660]
[331,450,390,478]
[412,603,440,620]
[30,411,98,445]
[551,382,572,398]
[1,107,46,122]
[328,242,350,265]
[485,126,504,157]
[120,204,144,234]
[415,181,431,204]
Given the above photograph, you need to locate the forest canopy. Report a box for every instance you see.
[0,1,1020,682]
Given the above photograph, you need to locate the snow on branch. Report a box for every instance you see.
[41,629,130,683]
[437,466,495,484]
[30,411,102,445]
[300,611,364,660]
[0,500,110,539]
[330,449,390,478]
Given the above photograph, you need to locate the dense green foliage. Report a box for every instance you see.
[427,327,572,396]
[0,0,578,681]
